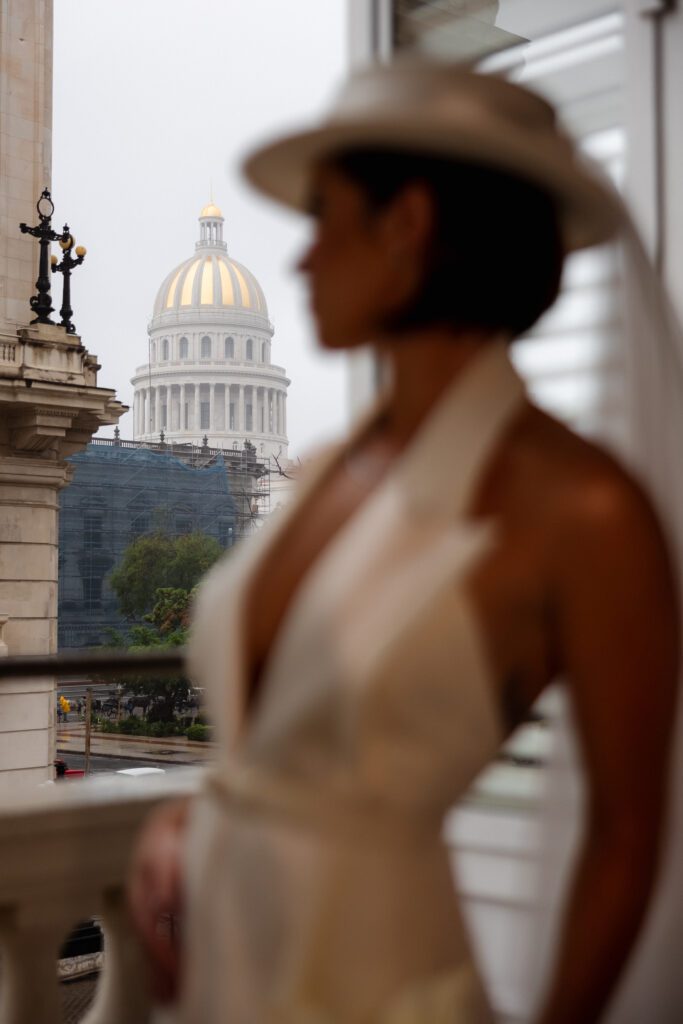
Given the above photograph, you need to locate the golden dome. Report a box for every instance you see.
[153,252,268,317]
[200,202,223,218]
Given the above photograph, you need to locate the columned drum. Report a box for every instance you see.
[131,203,290,462]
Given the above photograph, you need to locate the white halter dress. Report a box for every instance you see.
[178,341,526,1023]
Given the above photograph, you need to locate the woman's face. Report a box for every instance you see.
[297,165,429,349]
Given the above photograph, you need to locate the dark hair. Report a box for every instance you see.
[329,147,564,338]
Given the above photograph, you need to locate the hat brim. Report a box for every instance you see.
[243,117,621,253]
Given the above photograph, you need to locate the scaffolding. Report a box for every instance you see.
[58,436,270,650]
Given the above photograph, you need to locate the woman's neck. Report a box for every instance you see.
[376,327,501,445]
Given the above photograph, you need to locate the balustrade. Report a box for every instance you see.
[0,770,543,1024]
[0,343,17,364]
[0,645,546,1023]
[0,769,200,1024]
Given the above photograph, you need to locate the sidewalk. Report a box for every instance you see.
[57,723,216,765]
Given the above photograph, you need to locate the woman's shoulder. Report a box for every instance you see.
[494,402,654,527]
[527,406,658,532]
[504,405,676,609]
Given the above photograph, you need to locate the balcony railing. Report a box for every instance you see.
[0,651,547,1023]
[0,769,200,1024]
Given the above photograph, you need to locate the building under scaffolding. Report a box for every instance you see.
[58,435,269,650]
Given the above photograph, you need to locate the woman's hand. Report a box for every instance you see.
[127,797,191,1004]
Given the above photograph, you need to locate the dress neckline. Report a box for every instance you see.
[235,338,527,741]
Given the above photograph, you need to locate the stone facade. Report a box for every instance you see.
[0,0,126,789]
[0,0,54,330]
[0,325,125,790]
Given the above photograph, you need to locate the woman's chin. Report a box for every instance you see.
[316,324,372,352]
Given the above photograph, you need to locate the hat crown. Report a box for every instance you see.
[243,59,622,252]
[331,61,557,137]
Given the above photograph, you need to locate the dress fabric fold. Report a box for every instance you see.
[177,340,526,1023]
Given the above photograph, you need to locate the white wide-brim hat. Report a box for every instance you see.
[244,61,622,253]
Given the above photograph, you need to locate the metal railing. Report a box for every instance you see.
[0,648,187,681]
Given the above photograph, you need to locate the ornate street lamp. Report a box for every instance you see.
[50,227,86,334]
[19,189,69,325]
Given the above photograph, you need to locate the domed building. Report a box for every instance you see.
[131,203,290,462]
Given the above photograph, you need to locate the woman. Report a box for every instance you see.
[129,63,679,1023]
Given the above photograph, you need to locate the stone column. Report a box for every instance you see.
[0,458,66,789]
[0,0,53,330]
[180,383,186,431]
[0,326,126,791]
[282,389,287,437]
[239,385,246,433]
[209,383,215,435]
[0,0,159,787]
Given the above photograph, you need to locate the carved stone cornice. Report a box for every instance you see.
[0,325,127,463]
[0,454,72,490]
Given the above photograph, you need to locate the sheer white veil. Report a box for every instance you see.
[532,199,683,1022]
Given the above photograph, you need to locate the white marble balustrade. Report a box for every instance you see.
[0,756,550,1024]
[0,769,201,1024]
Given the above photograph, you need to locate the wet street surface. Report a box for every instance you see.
[59,750,175,774]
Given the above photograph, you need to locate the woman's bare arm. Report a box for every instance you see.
[536,473,679,1024]
[127,797,191,1003]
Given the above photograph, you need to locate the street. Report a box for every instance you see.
[57,750,174,774]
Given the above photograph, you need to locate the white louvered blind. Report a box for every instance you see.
[474,11,627,810]
[393,2,627,811]
[389,7,630,1020]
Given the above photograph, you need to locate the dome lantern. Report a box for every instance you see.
[197,201,227,252]
[152,203,269,320]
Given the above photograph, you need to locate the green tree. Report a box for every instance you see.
[102,588,197,723]
[125,588,195,722]
[103,531,223,727]
[109,530,222,619]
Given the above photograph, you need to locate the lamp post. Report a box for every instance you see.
[19,188,69,325]
[50,227,86,334]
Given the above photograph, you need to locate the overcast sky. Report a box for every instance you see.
[52,0,349,458]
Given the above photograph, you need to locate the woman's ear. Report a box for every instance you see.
[378,181,435,265]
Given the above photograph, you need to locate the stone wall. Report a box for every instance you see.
[0,0,127,789]
[0,324,126,791]
[0,0,54,332]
